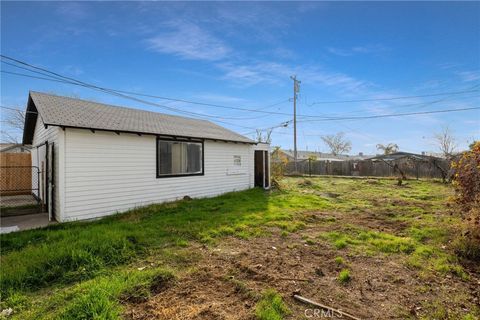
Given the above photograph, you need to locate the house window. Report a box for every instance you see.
[157,138,203,177]
[233,155,241,166]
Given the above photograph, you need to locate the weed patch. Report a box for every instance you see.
[320,229,416,254]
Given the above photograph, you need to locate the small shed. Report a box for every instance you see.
[22,91,270,222]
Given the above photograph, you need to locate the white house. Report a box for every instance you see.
[23,92,270,222]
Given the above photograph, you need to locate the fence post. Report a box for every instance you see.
[309,158,312,177]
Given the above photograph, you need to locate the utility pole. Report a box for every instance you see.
[290,75,301,172]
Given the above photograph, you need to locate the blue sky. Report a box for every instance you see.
[1,1,479,154]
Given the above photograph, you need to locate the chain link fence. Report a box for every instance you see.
[282,158,450,180]
[0,166,43,216]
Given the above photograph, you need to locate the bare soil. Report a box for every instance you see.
[124,210,480,320]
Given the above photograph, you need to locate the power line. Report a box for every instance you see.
[0,105,38,115]
[2,57,479,122]
[1,56,294,117]
[0,56,299,135]
[2,70,75,85]
[241,120,292,136]
[2,68,287,131]
[1,68,291,117]
[0,71,280,122]
[2,55,479,134]
[308,86,480,105]
[299,106,480,122]
[2,69,291,123]
[302,92,480,119]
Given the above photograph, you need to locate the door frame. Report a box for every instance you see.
[47,142,56,221]
[254,150,270,189]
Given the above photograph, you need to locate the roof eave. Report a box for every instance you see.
[22,94,39,145]
[45,123,256,145]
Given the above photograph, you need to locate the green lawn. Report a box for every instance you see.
[0,177,477,319]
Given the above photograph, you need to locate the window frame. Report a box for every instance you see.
[233,155,242,166]
[156,137,205,178]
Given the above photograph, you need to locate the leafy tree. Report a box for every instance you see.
[376,143,399,155]
[321,132,351,156]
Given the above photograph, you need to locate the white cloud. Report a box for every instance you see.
[327,47,351,57]
[62,65,84,76]
[193,93,246,104]
[327,44,389,57]
[147,22,230,61]
[457,70,480,82]
[55,2,89,21]
[218,61,370,93]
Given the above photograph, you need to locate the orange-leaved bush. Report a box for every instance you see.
[452,141,480,260]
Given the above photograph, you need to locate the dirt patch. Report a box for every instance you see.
[297,179,314,188]
[124,229,479,319]
[124,248,258,320]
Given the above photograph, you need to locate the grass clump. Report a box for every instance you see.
[337,269,351,284]
[334,238,348,249]
[255,289,290,320]
[321,229,416,254]
[59,286,121,320]
[407,245,469,280]
[323,228,468,279]
[334,256,345,265]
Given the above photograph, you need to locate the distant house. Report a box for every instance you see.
[277,149,373,162]
[22,91,270,222]
[0,143,31,153]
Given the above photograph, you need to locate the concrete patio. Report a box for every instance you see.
[0,212,55,234]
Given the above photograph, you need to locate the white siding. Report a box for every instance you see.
[31,116,63,220]
[63,129,255,221]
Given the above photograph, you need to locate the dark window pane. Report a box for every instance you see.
[158,141,172,174]
[157,140,202,176]
[187,143,201,173]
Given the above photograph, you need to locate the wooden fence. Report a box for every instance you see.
[0,153,33,195]
[283,158,450,179]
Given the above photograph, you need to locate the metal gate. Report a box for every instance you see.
[0,166,43,216]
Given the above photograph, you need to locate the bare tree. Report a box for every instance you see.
[434,126,457,159]
[321,132,351,155]
[376,143,399,155]
[255,129,273,144]
[1,107,25,143]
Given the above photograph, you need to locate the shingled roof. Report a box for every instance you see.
[23,91,254,144]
